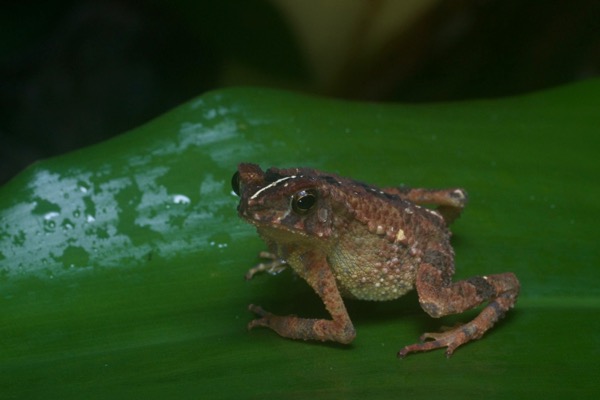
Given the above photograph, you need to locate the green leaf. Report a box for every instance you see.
[1,80,599,399]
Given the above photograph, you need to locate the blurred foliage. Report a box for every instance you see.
[1,0,599,184]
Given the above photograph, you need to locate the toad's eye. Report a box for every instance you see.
[231,171,241,196]
[292,189,317,214]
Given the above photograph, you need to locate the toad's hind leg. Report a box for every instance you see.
[398,262,520,358]
[383,187,468,225]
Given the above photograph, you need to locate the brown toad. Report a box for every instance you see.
[232,163,519,357]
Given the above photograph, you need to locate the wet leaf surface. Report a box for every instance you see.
[1,81,599,399]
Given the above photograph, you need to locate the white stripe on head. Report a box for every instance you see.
[250,175,297,200]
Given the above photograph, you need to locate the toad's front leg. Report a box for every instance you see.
[244,251,288,280]
[399,256,520,358]
[247,252,356,344]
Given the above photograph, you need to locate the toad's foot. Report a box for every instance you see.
[247,304,355,344]
[397,321,484,358]
[247,304,271,328]
[248,304,307,335]
[244,252,287,280]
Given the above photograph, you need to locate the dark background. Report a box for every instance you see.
[1,0,598,185]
